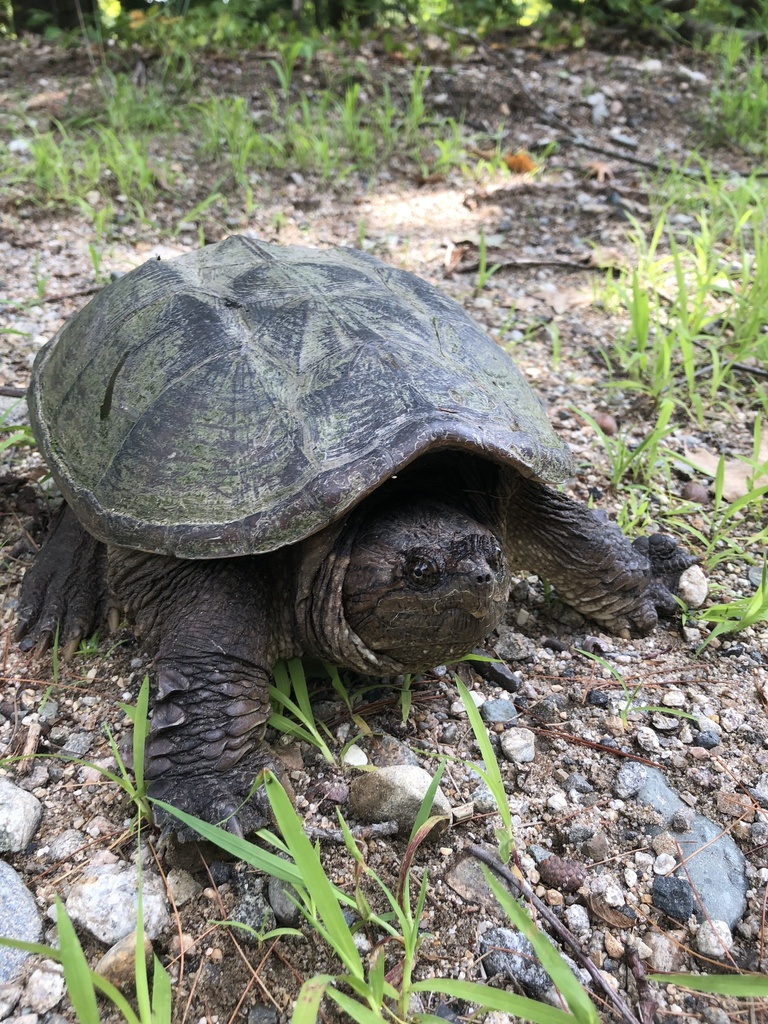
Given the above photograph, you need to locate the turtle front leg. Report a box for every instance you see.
[110,550,282,836]
[15,503,113,658]
[506,476,698,637]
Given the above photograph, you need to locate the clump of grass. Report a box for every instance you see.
[706,30,768,155]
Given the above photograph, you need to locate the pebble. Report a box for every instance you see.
[479,699,518,725]
[349,765,451,833]
[267,876,302,927]
[644,931,683,972]
[341,743,368,767]
[652,876,695,921]
[695,920,733,957]
[564,904,590,935]
[500,728,536,764]
[636,726,660,752]
[166,868,201,908]
[677,565,708,609]
[65,863,170,944]
[653,853,677,875]
[681,481,709,504]
[230,869,275,945]
[479,927,553,1001]
[0,861,43,983]
[24,960,65,1013]
[95,932,153,992]
[0,778,42,853]
[45,829,88,863]
[0,983,22,1018]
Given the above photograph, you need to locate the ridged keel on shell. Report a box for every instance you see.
[28,235,573,557]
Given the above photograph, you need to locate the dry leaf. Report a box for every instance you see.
[584,894,637,928]
[683,434,768,502]
[416,171,446,186]
[585,160,614,184]
[443,244,470,277]
[504,150,537,174]
[468,146,497,161]
[585,246,627,270]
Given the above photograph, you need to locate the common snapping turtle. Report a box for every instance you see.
[16,235,694,831]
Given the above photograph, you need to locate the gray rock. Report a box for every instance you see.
[349,765,451,833]
[0,981,22,1018]
[500,728,536,764]
[564,904,590,935]
[65,863,169,945]
[24,960,64,1013]
[494,627,535,662]
[0,779,42,853]
[230,869,276,945]
[45,829,87,863]
[652,877,694,922]
[267,876,302,928]
[248,1007,278,1024]
[480,927,552,1000]
[0,861,43,983]
[480,699,518,725]
[166,868,201,908]
[614,763,747,928]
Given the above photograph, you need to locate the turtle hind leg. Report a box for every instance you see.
[15,502,111,658]
[506,475,698,637]
[110,550,286,837]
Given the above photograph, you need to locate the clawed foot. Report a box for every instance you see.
[147,754,289,842]
[14,503,115,657]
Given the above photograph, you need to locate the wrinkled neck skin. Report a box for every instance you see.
[293,454,512,676]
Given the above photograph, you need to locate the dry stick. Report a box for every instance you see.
[468,843,644,1024]
[626,946,658,1024]
[0,386,26,398]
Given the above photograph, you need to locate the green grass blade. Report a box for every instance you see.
[647,972,768,996]
[484,872,598,1024]
[410,978,577,1022]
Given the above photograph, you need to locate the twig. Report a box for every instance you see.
[304,820,399,843]
[626,946,658,1024]
[0,386,26,399]
[469,843,644,1024]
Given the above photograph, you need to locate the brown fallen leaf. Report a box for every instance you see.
[504,150,537,174]
[683,434,768,502]
[532,286,594,315]
[585,160,614,184]
[416,171,447,186]
[585,893,637,929]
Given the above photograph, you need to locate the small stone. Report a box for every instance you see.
[653,853,677,875]
[677,565,708,609]
[652,876,695,921]
[695,920,733,957]
[694,729,721,749]
[604,932,624,959]
[584,831,610,862]
[636,727,660,752]
[0,778,43,853]
[267,875,302,927]
[662,689,686,708]
[341,743,368,767]
[0,861,43,983]
[0,982,22,1018]
[564,904,590,935]
[24,960,64,1013]
[166,868,202,908]
[95,932,153,992]
[716,791,754,820]
[546,791,568,812]
[591,411,618,435]
[45,829,87,863]
[66,863,170,944]
[349,765,451,833]
[681,481,709,504]
[644,931,683,972]
[500,728,535,763]
[480,699,518,725]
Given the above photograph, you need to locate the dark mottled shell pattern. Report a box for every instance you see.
[28,235,573,558]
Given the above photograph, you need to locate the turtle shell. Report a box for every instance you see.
[28,235,573,558]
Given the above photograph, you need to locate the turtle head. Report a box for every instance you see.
[341,500,509,672]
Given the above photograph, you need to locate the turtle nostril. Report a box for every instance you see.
[476,571,492,585]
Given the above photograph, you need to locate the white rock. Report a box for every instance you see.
[24,960,64,1013]
[66,863,170,945]
[349,765,451,834]
[678,565,708,609]
[9,138,32,154]
[547,791,568,812]
[564,904,590,935]
[0,779,42,853]
[500,728,536,764]
[696,920,733,957]
[636,727,660,752]
[653,853,677,875]
[341,744,368,767]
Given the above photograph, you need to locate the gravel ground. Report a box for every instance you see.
[0,32,767,1024]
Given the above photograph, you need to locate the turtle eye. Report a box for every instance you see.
[404,553,442,588]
